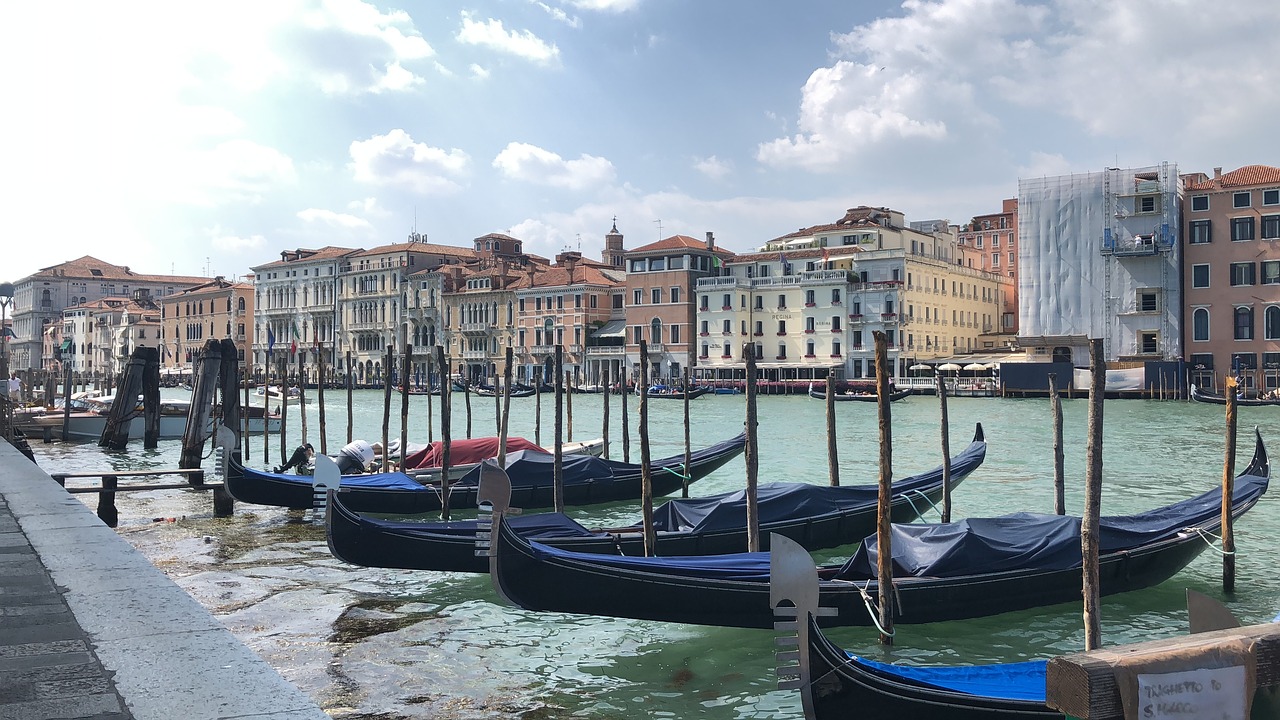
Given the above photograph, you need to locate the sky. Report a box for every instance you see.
[3,0,1278,284]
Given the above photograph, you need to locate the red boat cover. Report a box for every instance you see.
[402,437,546,469]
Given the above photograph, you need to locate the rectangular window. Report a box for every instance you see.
[1008,251,1015,264]
[777,344,787,359]
[1191,195,1209,212]
[1189,220,1212,244]
[671,287,681,303]
[535,297,542,311]
[991,252,1000,267]
[1231,262,1256,286]
[629,259,646,272]
[1192,263,1211,288]
[975,235,984,249]
[832,340,842,356]
[589,294,598,308]
[1137,289,1159,312]
[668,256,684,270]
[518,298,526,312]
[1262,215,1280,239]
[1231,216,1255,241]
[1264,261,1280,285]
[612,294,623,310]
[633,326,643,343]
[649,257,665,271]
[700,295,709,310]
[670,325,680,344]
[1140,331,1158,354]
[1236,308,1254,340]
[633,289,642,305]
[1266,189,1280,206]
[1234,191,1252,208]
[1137,196,1157,213]
[992,235,1000,248]
[651,288,661,304]
[777,294,786,309]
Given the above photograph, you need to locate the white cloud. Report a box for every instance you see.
[457,11,560,65]
[693,155,733,181]
[347,197,390,218]
[1017,152,1074,180]
[531,1,581,28]
[564,0,640,12]
[209,227,268,252]
[183,140,299,206]
[470,63,491,80]
[493,142,615,190]
[349,130,470,194]
[297,208,373,229]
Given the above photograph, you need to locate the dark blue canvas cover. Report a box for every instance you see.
[837,472,1269,580]
[362,510,600,540]
[245,466,428,492]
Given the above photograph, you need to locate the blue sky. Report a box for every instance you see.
[3,0,1278,283]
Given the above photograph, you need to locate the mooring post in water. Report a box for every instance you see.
[639,341,655,556]
[1050,373,1065,515]
[744,341,760,553]
[498,347,513,466]
[316,349,328,455]
[621,366,631,463]
[426,353,434,444]
[213,339,240,517]
[242,360,250,445]
[277,358,288,466]
[1082,338,1105,651]
[682,367,691,497]
[565,368,573,443]
[553,345,564,513]
[381,344,392,470]
[345,350,354,444]
[262,359,271,464]
[181,340,223,470]
[826,374,839,487]
[534,366,542,447]
[436,345,452,521]
[142,346,160,448]
[492,367,501,436]
[936,373,952,523]
[61,364,72,441]
[297,355,308,446]
[461,363,472,440]
[601,365,610,460]
[100,350,146,450]
[1222,377,1238,593]
[400,337,411,471]
[873,331,894,645]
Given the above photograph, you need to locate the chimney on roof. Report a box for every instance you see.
[705,232,715,250]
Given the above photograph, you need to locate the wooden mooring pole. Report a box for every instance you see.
[873,330,894,645]
[744,342,760,553]
[1050,372,1065,515]
[534,366,542,447]
[381,344,392,468]
[277,358,288,466]
[1222,376,1238,593]
[212,338,240,517]
[316,349,328,455]
[426,354,434,444]
[601,365,610,460]
[826,375,839,487]
[142,346,160,449]
[554,345,564,513]
[345,350,353,444]
[462,363,472,439]
[682,367,691,497]
[181,340,222,470]
[262,360,270,464]
[1082,338,1105,650]
[639,341,655,556]
[498,347,513,466]
[99,349,145,450]
[936,372,952,523]
[400,338,411,471]
[621,367,631,463]
[297,355,308,446]
[437,345,452,521]
[565,368,573,442]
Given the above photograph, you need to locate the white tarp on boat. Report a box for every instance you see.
[1073,366,1144,392]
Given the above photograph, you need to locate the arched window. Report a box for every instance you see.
[649,318,662,344]
[1266,306,1280,340]
[1235,307,1254,340]
[1193,308,1210,342]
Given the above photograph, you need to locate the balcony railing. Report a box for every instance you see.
[585,346,627,356]
[461,322,491,334]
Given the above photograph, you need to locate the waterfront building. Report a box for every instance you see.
[511,251,624,384]
[404,267,445,386]
[336,236,474,385]
[1181,165,1280,392]
[696,207,1010,383]
[1018,164,1182,365]
[623,231,730,383]
[7,256,206,372]
[250,246,360,381]
[59,292,162,379]
[438,259,526,384]
[955,198,1019,335]
[157,277,254,375]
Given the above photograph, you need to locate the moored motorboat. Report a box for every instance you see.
[326,426,986,573]
[488,430,1269,628]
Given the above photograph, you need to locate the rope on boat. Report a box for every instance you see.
[661,464,692,481]
[901,489,942,520]
[856,581,895,637]
[1190,526,1236,556]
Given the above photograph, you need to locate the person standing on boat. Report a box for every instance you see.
[7,373,21,402]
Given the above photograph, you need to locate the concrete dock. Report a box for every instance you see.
[0,439,329,720]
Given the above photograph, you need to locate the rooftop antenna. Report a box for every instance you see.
[654,219,663,240]
[576,233,582,252]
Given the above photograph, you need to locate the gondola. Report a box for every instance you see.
[643,385,712,400]
[226,432,745,514]
[469,384,536,398]
[807,384,912,402]
[326,425,987,573]
[489,429,1268,628]
[768,533,1062,720]
[1190,384,1280,407]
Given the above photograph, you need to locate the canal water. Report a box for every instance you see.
[27,390,1280,719]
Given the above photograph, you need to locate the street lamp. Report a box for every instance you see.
[0,281,13,369]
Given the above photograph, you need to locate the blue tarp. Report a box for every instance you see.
[838,472,1269,580]
[364,511,601,539]
[852,656,1047,702]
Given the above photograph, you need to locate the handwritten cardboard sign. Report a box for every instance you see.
[1136,665,1246,719]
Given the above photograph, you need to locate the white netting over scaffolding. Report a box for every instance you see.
[1018,163,1181,360]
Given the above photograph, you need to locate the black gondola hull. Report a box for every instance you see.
[808,388,912,402]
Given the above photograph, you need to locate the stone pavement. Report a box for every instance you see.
[0,438,329,720]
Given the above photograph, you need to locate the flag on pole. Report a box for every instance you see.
[711,254,721,269]
[821,247,830,265]
[267,327,276,352]
[289,321,300,354]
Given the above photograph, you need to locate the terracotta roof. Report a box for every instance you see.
[731,247,859,263]
[474,232,520,243]
[627,235,737,262]
[357,241,477,258]
[508,264,621,290]
[768,206,899,242]
[1185,165,1280,191]
[164,278,252,298]
[31,256,209,286]
[251,246,362,270]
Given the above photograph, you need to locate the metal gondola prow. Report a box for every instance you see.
[476,459,518,600]
[312,453,341,523]
[770,533,831,720]
[1244,426,1270,481]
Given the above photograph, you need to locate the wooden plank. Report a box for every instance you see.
[1046,622,1280,719]
[52,469,206,480]
[65,483,226,494]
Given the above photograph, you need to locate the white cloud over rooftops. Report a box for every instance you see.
[456,11,560,65]
[349,130,470,194]
[493,142,615,190]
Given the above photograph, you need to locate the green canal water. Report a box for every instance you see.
[27,390,1280,719]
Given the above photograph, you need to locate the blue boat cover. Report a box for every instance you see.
[526,539,774,580]
[365,511,601,540]
[852,655,1047,702]
[244,466,427,492]
[836,472,1269,580]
